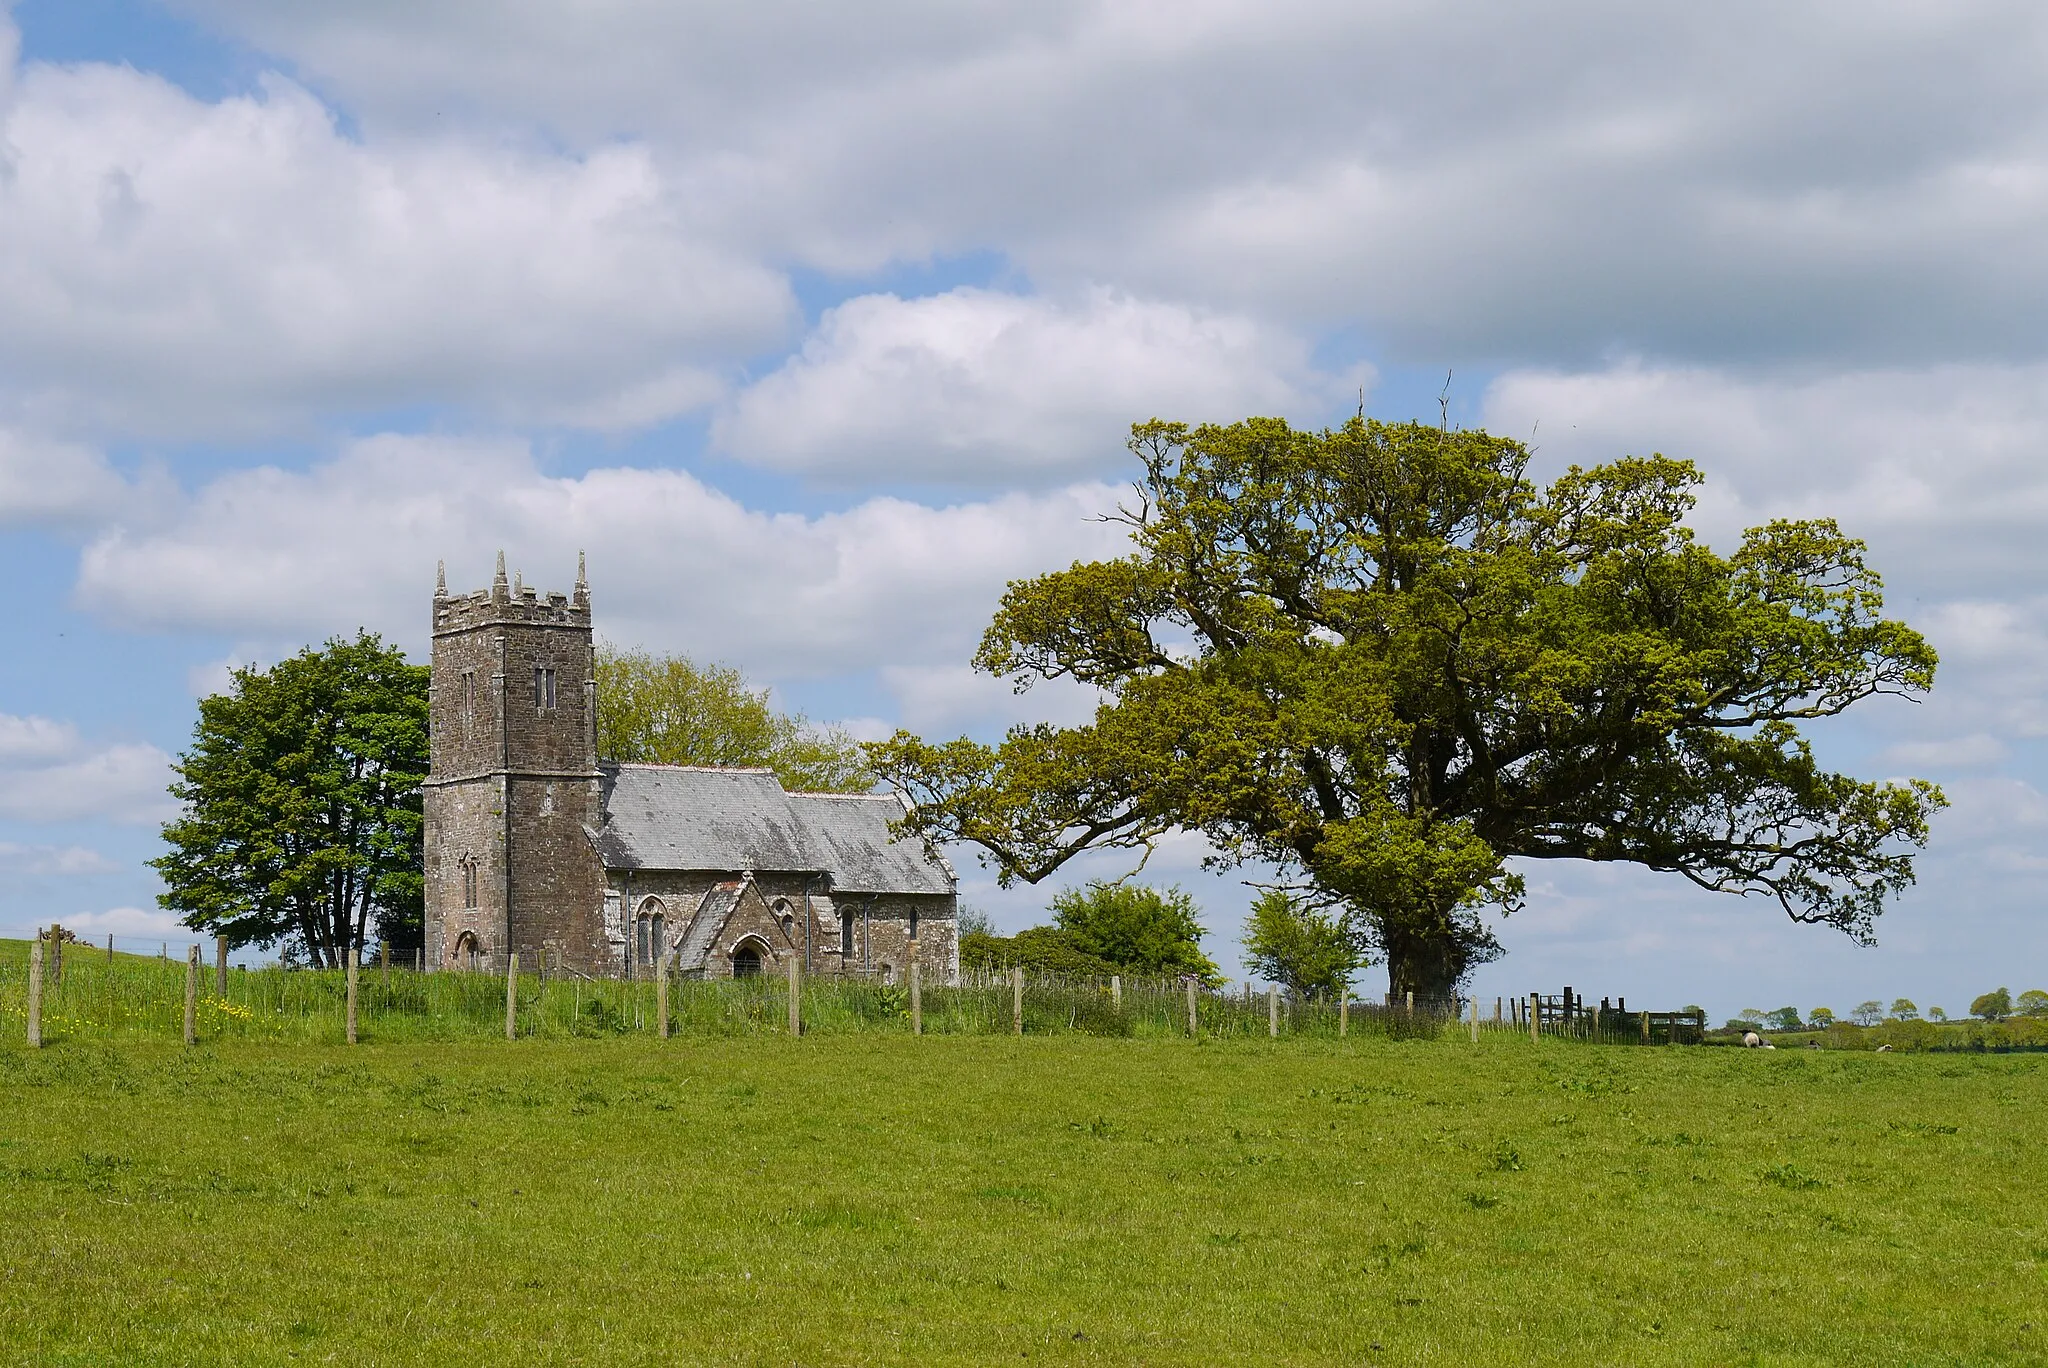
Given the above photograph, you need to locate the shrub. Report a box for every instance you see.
[959,928,1117,977]
[1050,882,1222,984]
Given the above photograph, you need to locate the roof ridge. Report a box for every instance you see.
[611,762,779,775]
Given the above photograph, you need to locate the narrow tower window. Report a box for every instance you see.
[533,666,557,709]
[462,856,478,909]
[461,670,476,733]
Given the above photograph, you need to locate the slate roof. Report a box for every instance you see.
[786,792,956,895]
[591,764,953,895]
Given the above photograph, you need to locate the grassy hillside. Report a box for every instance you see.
[1,1035,2042,1365]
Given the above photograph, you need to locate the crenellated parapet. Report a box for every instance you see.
[432,550,591,636]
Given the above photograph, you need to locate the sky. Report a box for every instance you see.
[2,0,2046,1021]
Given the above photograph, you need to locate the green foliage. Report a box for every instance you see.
[958,927,1116,977]
[1048,882,1221,984]
[1850,1000,1884,1026]
[2015,989,2048,1017]
[1241,890,1362,1000]
[152,633,428,966]
[956,903,998,938]
[868,416,1945,998]
[1763,1007,1803,1032]
[1807,1007,1836,1028]
[1889,998,1918,1021]
[594,644,869,792]
[1927,1006,1948,1022]
[1970,987,2012,1021]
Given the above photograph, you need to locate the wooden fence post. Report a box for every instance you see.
[1528,993,1540,1043]
[657,956,670,1039]
[1405,990,1414,1018]
[107,933,114,964]
[215,935,228,997]
[1185,979,1198,1037]
[184,943,199,1045]
[504,952,519,1041]
[50,924,62,984]
[788,955,802,1037]
[346,951,359,1046]
[1470,994,1479,1043]
[1640,1010,1650,1045]
[1495,996,1502,1023]
[27,940,43,1049]
[1268,985,1279,1038]
[1111,974,1121,1011]
[1339,992,1348,1037]
[909,941,922,1037]
[1012,966,1024,1036]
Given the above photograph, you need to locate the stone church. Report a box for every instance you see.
[422,555,959,982]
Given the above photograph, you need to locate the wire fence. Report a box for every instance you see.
[0,935,1718,1048]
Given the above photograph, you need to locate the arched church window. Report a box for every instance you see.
[772,898,794,939]
[461,857,478,910]
[453,930,479,972]
[636,899,666,970]
[730,940,766,977]
[840,908,854,959]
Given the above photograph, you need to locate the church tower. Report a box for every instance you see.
[424,553,608,972]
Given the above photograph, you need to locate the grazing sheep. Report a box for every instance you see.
[1875,1044,1893,1052]
[1743,1031,1762,1048]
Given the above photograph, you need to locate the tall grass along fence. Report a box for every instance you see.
[4,933,1722,1050]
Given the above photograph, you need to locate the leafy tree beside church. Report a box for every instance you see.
[868,416,1946,999]
[155,634,429,967]
[595,644,870,792]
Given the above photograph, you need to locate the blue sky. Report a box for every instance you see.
[4,0,2048,1020]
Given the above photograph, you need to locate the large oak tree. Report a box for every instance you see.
[868,417,1946,998]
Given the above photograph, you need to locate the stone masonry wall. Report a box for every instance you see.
[607,870,958,982]
[427,563,605,972]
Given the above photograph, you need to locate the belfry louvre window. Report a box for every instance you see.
[533,666,557,709]
[462,670,476,732]
[462,857,478,909]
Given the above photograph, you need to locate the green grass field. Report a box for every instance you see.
[2,1033,2042,1366]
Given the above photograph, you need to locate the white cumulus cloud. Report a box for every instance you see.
[72,434,1131,689]
[0,713,175,825]
[715,287,1359,484]
[0,58,790,440]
